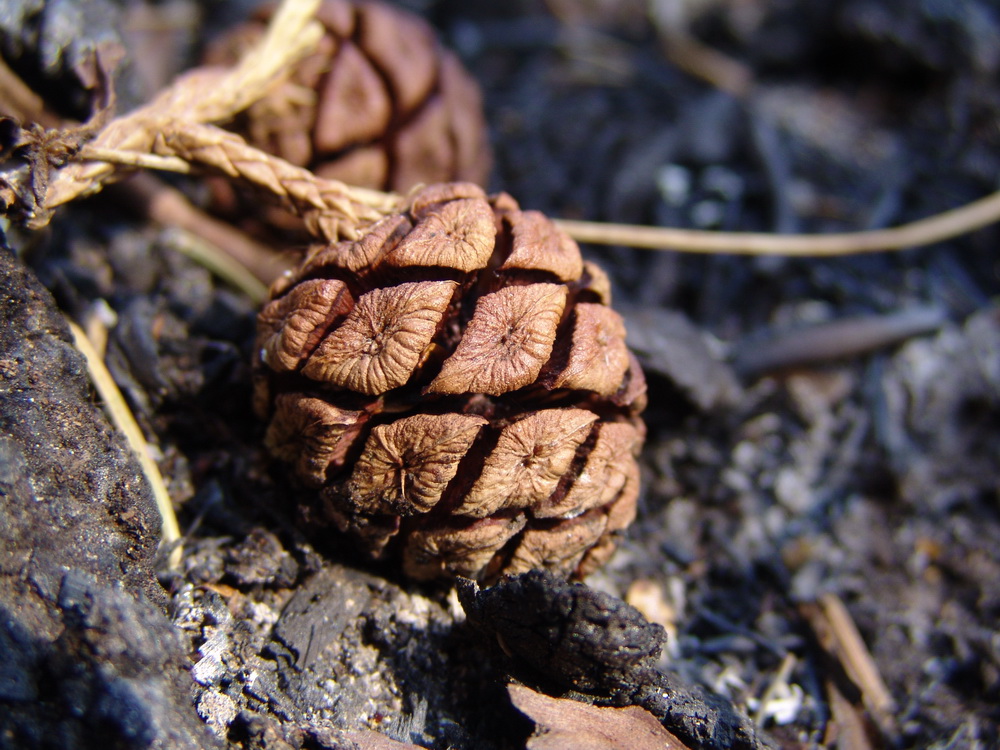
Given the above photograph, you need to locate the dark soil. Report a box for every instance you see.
[2,1,999,749]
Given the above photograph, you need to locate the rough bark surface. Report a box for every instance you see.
[0,244,221,750]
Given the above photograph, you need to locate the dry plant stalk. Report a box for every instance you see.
[4,0,988,592]
[0,0,405,572]
[10,0,401,243]
[2,0,996,259]
[67,319,182,568]
[556,188,1000,256]
[154,121,399,241]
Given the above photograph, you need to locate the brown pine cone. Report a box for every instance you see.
[255,183,645,581]
[205,0,491,195]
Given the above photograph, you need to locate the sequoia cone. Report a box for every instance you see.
[205,0,491,195]
[255,183,645,581]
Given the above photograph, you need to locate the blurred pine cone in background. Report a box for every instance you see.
[204,0,492,199]
[255,183,646,581]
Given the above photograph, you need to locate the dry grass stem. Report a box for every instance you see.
[557,187,1000,256]
[79,146,194,173]
[155,121,401,240]
[12,0,997,266]
[188,0,324,124]
[164,226,270,304]
[33,0,326,225]
[818,593,897,725]
[67,318,182,569]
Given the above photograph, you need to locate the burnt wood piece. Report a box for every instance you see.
[0,244,221,749]
[459,571,771,750]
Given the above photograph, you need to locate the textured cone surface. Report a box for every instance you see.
[205,0,492,196]
[256,183,645,580]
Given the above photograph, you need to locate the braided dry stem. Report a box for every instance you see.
[25,0,361,231]
[155,122,400,241]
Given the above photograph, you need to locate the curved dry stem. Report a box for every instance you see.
[18,0,1000,260]
[33,0,325,225]
[164,227,270,304]
[67,319,182,569]
[556,189,1000,256]
[188,0,324,124]
[155,121,401,240]
[79,146,193,173]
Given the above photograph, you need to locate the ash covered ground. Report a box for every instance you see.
[2,1,999,749]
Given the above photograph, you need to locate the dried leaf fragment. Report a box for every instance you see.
[428,283,568,395]
[454,409,599,518]
[257,279,352,372]
[303,281,457,395]
[502,210,583,282]
[265,394,365,486]
[508,684,688,750]
[386,196,496,271]
[348,412,488,515]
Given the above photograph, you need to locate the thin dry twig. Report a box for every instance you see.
[12,0,402,244]
[0,0,406,259]
[556,187,1000,255]
[818,593,897,725]
[801,594,898,744]
[67,318,182,569]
